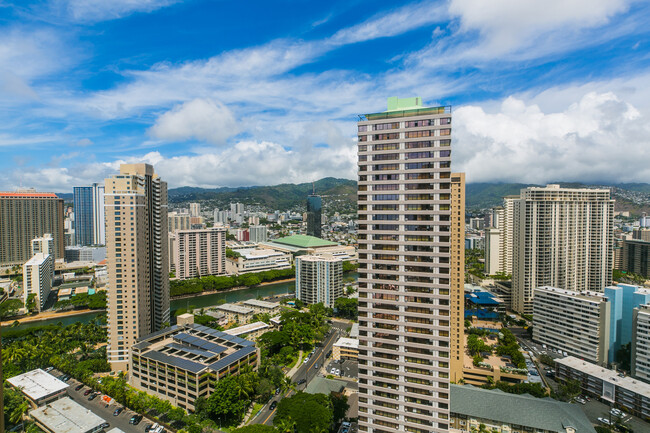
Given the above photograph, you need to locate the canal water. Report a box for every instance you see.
[3,273,358,332]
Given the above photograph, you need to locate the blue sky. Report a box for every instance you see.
[1,0,650,191]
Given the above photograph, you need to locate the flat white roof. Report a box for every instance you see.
[334,337,359,349]
[8,369,68,401]
[25,253,50,266]
[224,321,270,336]
[557,356,650,397]
[350,323,359,339]
[216,304,254,314]
[234,248,286,260]
[536,286,607,300]
[29,397,105,433]
[243,299,280,309]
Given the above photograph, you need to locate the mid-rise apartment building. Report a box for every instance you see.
[129,321,258,411]
[249,225,268,243]
[0,191,64,266]
[73,183,105,246]
[242,299,281,316]
[225,247,292,274]
[357,96,460,433]
[533,287,611,366]
[32,233,54,256]
[168,212,191,233]
[555,356,650,421]
[105,163,169,371]
[512,185,614,313]
[174,227,226,280]
[622,239,650,278]
[295,255,343,308]
[23,253,54,311]
[632,304,650,384]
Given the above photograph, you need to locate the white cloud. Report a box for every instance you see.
[454,91,650,184]
[148,99,238,145]
[448,0,630,55]
[58,0,181,22]
[75,138,93,147]
[329,1,447,45]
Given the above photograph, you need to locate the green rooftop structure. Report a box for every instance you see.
[304,376,346,395]
[272,234,338,249]
[363,96,451,121]
[450,385,596,433]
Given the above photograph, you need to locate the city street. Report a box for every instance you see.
[253,319,351,427]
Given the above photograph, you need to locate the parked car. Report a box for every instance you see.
[598,417,612,425]
[113,407,124,416]
[144,425,154,432]
[335,369,341,375]
[270,401,277,410]
[330,368,337,375]
[303,357,309,364]
[88,393,98,401]
[84,389,93,396]
[44,367,54,372]
[275,388,281,395]
[75,384,84,391]
[575,397,586,405]
[129,414,143,425]
[326,350,332,358]
[611,408,625,417]
[100,422,110,429]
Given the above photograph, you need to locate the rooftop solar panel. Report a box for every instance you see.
[208,346,257,372]
[142,350,206,374]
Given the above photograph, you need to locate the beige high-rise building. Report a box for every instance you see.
[0,191,64,266]
[357,96,461,433]
[450,173,465,384]
[512,185,614,314]
[174,227,226,280]
[168,211,191,233]
[105,163,169,371]
[23,253,53,311]
[189,202,200,217]
[295,254,343,308]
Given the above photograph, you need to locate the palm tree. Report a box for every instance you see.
[276,416,296,433]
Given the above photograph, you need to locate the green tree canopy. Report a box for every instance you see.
[273,392,333,433]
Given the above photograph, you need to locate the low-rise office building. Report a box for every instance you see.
[632,304,650,384]
[332,337,359,361]
[226,247,292,274]
[450,384,595,433]
[29,397,106,433]
[23,253,54,311]
[7,368,68,408]
[130,321,259,411]
[555,356,650,420]
[215,303,255,325]
[533,286,611,366]
[242,299,281,316]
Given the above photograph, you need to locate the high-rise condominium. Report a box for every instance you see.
[0,191,64,265]
[105,164,169,371]
[174,227,226,280]
[73,183,105,246]
[512,185,614,313]
[307,194,322,238]
[189,202,200,217]
[357,96,463,433]
[295,255,343,308]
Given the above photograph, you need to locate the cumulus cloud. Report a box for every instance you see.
[148,99,239,145]
[448,0,630,55]
[454,91,650,184]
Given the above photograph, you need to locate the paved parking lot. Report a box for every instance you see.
[50,370,152,433]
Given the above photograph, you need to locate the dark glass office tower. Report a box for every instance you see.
[307,194,322,238]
